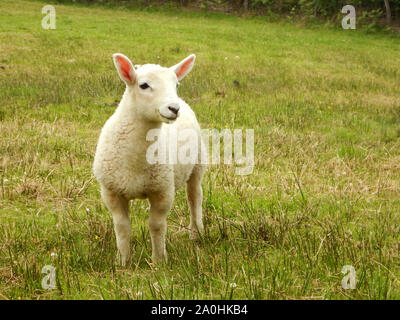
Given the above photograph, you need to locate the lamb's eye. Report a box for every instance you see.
[139,83,150,90]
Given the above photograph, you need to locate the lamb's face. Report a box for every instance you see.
[133,65,181,123]
[112,53,196,124]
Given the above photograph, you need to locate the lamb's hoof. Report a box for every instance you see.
[189,224,204,240]
[152,252,168,265]
[116,252,130,268]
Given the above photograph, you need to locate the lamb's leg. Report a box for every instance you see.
[186,166,205,240]
[148,193,173,264]
[101,186,131,266]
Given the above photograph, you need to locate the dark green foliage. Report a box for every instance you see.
[48,0,399,23]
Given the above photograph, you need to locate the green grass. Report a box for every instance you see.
[1,0,400,300]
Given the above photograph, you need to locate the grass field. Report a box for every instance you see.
[1,0,400,300]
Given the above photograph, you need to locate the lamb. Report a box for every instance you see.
[93,53,206,266]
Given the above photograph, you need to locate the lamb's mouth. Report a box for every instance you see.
[159,111,178,121]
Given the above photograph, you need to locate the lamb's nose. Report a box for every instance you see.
[168,106,179,115]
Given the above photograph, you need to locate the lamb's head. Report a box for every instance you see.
[112,53,196,123]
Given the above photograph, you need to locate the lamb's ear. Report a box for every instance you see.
[113,53,136,86]
[170,54,196,81]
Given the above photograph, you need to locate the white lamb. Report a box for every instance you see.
[93,53,206,266]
